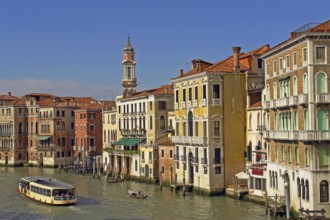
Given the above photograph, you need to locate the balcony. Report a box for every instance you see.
[141,159,145,163]
[148,160,152,164]
[37,144,54,151]
[174,155,179,161]
[193,100,198,107]
[171,136,207,146]
[213,157,223,164]
[201,158,208,165]
[315,94,330,104]
[263,130,330,141]
[316,59,326,64]
[201,99,207,107]
[181,155,187,162]
[120,129,146,137]
[273,96,298,109]
[213,99,220,106]
[181,102,186,108]
[187,101,191,108]
[174,103,178,110]
[192,157,199,164]
[298,94,308,105]
[299,130,330,141]
[0,146,12,151]
[112,149,139,155]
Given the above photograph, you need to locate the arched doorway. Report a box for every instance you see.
[188,152,194,184]
[282,172,290,217]
[145,164,149,178]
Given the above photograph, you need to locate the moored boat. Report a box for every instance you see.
[18,176,77,205]
[128,189,147,199]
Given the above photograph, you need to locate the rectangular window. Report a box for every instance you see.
[279,58,283,70]
[286,55,290,68]
[203,121,207,137]
[213,84,220,99]
[273,60,277,74]
[194,86,198,100]
[214,121,220,136]
[202,85,207,99]
[175,90,179,103]
[183,122,186,136]
[90,125,95,132]
[149,101,153,111]
[90,138,95,147]
[182,89,186,102]
[158,101,167,110]
[215,167,221,174]
[150,116,153,129]
[316,46,326,64]
[89,113,95,120]
[194,121,198,136]
[149,152,152,161]
[257,59,263,69]
[169,150,173,158]
[161,166,165,174]
[61,111,65,117]
[293,52,297,67]
[214,148,221,164]
[302,48,307,64]
[161,149,165,158]
[188,88,192,101]
[142,151,145,159]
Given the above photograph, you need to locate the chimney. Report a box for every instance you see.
[232,46,241,73]
[8,92,11,96]
[191,59,197,70]
[180,69,183,77]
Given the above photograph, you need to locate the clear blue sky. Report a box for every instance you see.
[1,0,329,100]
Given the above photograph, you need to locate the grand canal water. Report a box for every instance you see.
[0,167,275,220]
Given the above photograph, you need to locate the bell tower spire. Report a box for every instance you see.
[122,35,137,97]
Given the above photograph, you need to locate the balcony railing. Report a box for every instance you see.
[298,94,308,105]
[201,99,207,107]
[213,157,224,164]
[193,100,198,107]
[171,136,207,145]
[174,103,178,110]
[174,155,179,161]
[213,99,220,106]
[316,59,326,64]
[264,130,330,141]
[181,155,187,162]
[181,102,186,108]
[201,158,208,164]
[37,144,54,151]
[192,157,199,164]
[315,94,330,104]
[187,101,191,108]
[120,129,146,137]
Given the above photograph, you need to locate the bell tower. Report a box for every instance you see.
[122,36,137,97]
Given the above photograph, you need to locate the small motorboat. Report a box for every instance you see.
[128,189,147,199]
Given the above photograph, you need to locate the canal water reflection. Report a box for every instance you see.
[0,167,275,220]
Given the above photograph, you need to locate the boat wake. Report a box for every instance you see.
[69,206,86,214]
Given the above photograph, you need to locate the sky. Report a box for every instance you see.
[1,0,330,100]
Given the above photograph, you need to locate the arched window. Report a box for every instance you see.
[275,145,278,161]
[288,146,292,163]
[302,179,305,199]
[61,121,65,130]
[104,130,106,142]
[56,121,60,130]
[62,137,66,146]
[160,115,166,130]
[293,76,298,96]
[294,111,298,130]
[319,148,329,166]
[281,146,285,162]
[297,178,301,198]
[304,110,309,130]
[275,172,278,189]
[266,84,270,100]
[273,83,277,99]
[317,109,328,131]
[295,146,300,164]
[316,72,327,94]
[57,138,61,146]
[320,180,329,202]
[303,73,308,94]
[188,111,193,136]
[305,180,309,201]
[305,148,310,166]
[272,171,275,188]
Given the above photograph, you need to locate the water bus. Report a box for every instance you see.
[18,176,77,205]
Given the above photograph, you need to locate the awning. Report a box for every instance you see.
[35,136,51,141]
[113,138,129,145]
[125,138,145,146]
[235,172,249,179]
[113,138,146,146]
